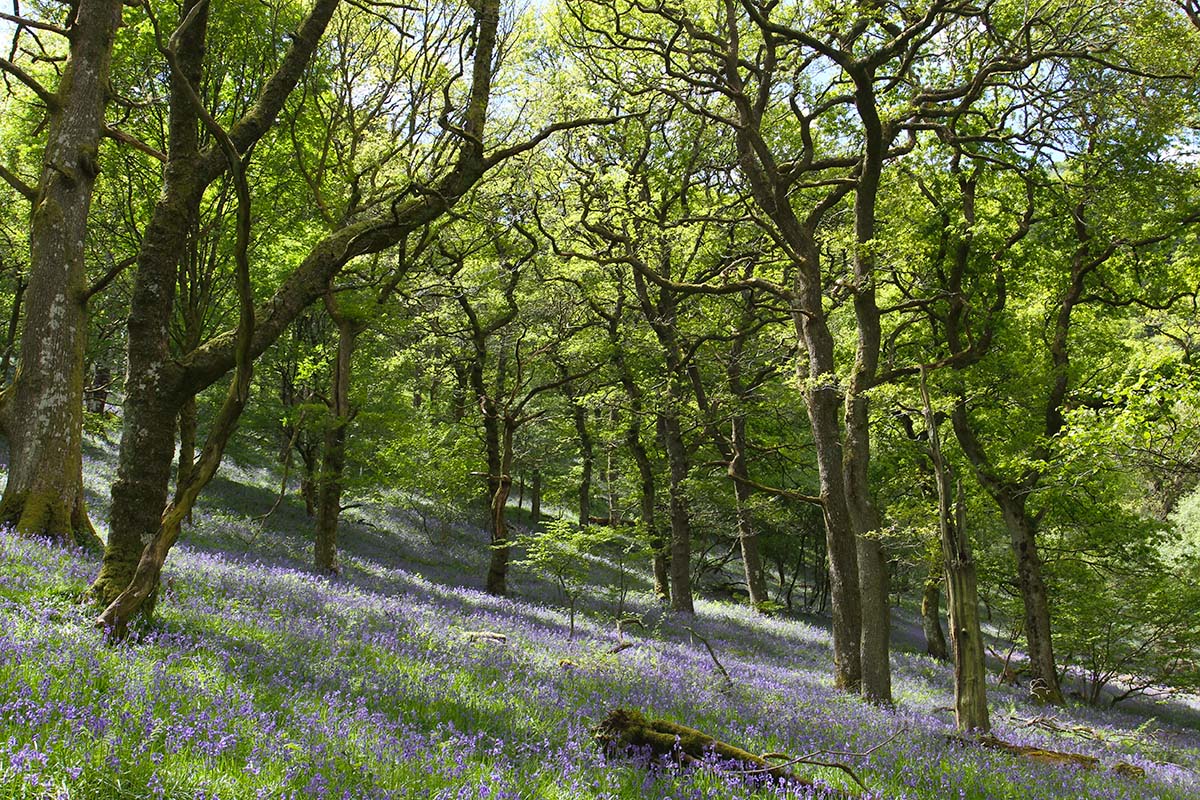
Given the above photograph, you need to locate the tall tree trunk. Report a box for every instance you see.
[920,570,950,662]
[93,0,345,602]
[0,0,123,548]
[315,306,362,574]
[660,410,694,614]
[843,73,891,705]
[92,0,210,603]
[793,302,862,692]
[998,494,1064,705]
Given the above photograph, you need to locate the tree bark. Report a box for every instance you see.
[792,300,862,691]
[176,395,197,523]
[0,0,123,548]
[484,415,515,595]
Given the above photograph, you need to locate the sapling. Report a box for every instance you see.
[515,518,613,638]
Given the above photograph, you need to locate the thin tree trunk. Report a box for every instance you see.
[951,401,1065,705]
[530,470,542,527]
[176,395,197,524]
[626,413,667,601]
[0,0,123,548]
[660,410,694,614]
[730,416,768,607]
[570,395,593,526]
[0,274,25,382]
[315,305,362,574]
[945,478,990,731]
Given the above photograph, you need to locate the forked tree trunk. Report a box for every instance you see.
[0,0,123,548]
[92,0,211,604]
[93,0,344,603]
[923,368,989,732]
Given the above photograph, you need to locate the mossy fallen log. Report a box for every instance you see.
[974,734,1100,769]
[593,708,817,788]
[950,733,1143,778]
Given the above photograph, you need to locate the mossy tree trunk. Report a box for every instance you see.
[92,0,211,603]
[0,0,123,549]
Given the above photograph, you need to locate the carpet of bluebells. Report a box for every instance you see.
[0,447,1198,799]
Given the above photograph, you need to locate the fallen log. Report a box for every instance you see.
[949,733,1144,778]
[593,708,820,789]
[464,630,507,643]
[974,734,1100,769]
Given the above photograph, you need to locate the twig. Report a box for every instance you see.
[684,626,734,692]
[255,408,308,526]
[616,615,644,642]
[741,727,906,790]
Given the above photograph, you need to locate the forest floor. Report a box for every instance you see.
[0,434,1197,799]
